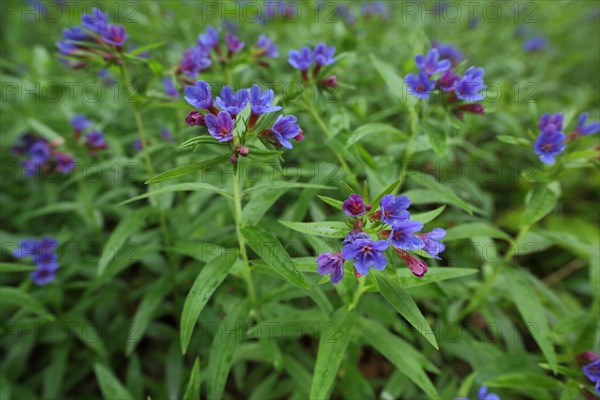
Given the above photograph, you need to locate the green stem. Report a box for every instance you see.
[302,94,360,188]
[395,107,419,194]
[232,164,256,306]
[348,276,366,311]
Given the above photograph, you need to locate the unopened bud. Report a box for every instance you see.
[185,110,205,126]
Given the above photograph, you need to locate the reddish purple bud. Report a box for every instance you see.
[365,203,372,211]
[230,153,238,164]
[455,103,485,115]
[370,210,382,221]
[343,194,366,217]
[185,110,205,126]
[294,130,305,141]
[236,145,249,156]
[319,75,337,88]
[397,249,428,277]
[378,229,391,239]
[354,268,363,278]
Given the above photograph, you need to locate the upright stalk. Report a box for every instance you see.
[395,106,420,193]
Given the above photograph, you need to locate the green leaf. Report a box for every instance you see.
[93,364,134,400]
[179,136,220,150]
[128,41,165,55]
[126,275,174,356]
[309,308,355,400]
[409,174,474,215]
[242,182,333,194]
[207,301,250,400]
[396,267,478,288]
[445,222,511,242]
[243,188,288,226]
[423,121,447,157]
[374,271,438,349]
[241,226,310,289]
[0,263,36,272]
[279,220,349,238]
[27,118,61,141]
[520,185,558,228]
[504,268,557,372]
[245,147,284,162]
[119,182,233,206]
[0,287,54,320]
[411,205,446,224]
[346,123,403,148]
[180,251,238,354]
[497,135,532,147]
[370,54,417,106]
[183,358,201,400]
[317,195,343,211]
[145,155,230,184]
[356,317,438,398]
[97,209,150,276]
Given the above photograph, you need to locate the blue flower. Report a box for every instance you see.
[574,113,600,136]
[583,360,600,396]
[270,115,301,149]
[313,43,336,66]
[360,1,390,18]
[523,36,548,52]
[288,46,313,71]
[438,70,461,92]
[81,7,108,34]
[205,111,234,142]
[533,130,566,164]
[215,86,249,116]
[184,80,213,109]
[54,153,76,173]
[160,127,174,142]
[343,194,366,217]
[163,77,179,98]
[12,239,38,259]
[455,66,486,102]
[390,220,424,250]
[478,386,500,400]
[101,24,128,46]
[415,48,451,76]
[57,26,88,55]
[255,34,278,57]
[341,235,388,275]
[31,264,58,286]
[198,26,219,51]
[419,228,446,259]
[13,238,60,286]
[180,47,212,77]
[316,252,344,284]
[249,85,281,116]
[71,114,92,131]
[29,142,52,164]
[379,194,410,226]
[538,112,563,133]
[85,131,108,150]
[431,42,465,67]
[226,32,244,54]
[405,71,436,99]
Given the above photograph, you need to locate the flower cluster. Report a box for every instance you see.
[56,8,129,67]
[533,112,599,164]
[405,46,487,119]
[288,43,337,86]
[12,238,60,286]
[71,114,109,155]
[454,385,500,400]
[316,193,446,284]
[177,26,278,79]
[184,81,303,157]
[13,134,75,176]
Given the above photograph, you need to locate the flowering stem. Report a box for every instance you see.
[301,94,360,188]
[232,163,257,306]
[348,276,366,311]
[396,107,419,192]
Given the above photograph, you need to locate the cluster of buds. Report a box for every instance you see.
[12,134,75,177]
[288,43,337,87]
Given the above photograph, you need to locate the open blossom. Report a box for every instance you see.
[288,46,313,71]
[390,220,424,251]
[573,113,600,136]
[419,229,446,259]
[431,42,464,67]
[379,194,410,226]
[583,360,600,396]
[180,47,211,77]
[71,114,92,131]
[85,131,108,150]
[523,36,548,52]
[249,85,281,116]
[205,111,234,142]
[101,24,128,46]
[255,34,278,57]
[342,235,388,275]
[405,71,435,99]
[538,112,563,133]
[343,194,366,217]
[57,26,88,55]
[533,130,566,164]
[313,43,336,66]
[270,115,301,149]
[198,26,219,51]
[455,66,486,102]
[55,153,76,173]
[163,77,179,98]
[226,32,244,54]
[316,252,344,284]
[13,238,60,286]
[438,70,460,92]
[29,141,52,164]
[415,48,451,76]
[216,86,249,116]
[81,7,108,34]
[184,80,213,109]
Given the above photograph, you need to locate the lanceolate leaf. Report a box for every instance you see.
[183,358,201,400]
[520,184,558,228]
[445,222,511,242]
[93,364,134,400]
[118,182,233,206]
[145,154,230,184]
[346,123,404,148]
[279,220,349,239]
[0,287,55,321]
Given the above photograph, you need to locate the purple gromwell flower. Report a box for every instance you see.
[415,48,451,76]
[184,80,213,110]
[390,220,424,250]
[313,43,336,66]
[205,111,234,142]
[160,128,174,142]
[288,46,313,71]
[54,153,76,173]
[101,24,128,46]
[405,72,436,99]
[574,113,600,136]
[538,112,564,133]
[13,239,38,259]
[523,36,548,52]
[342,194,366,217]
[85,131,108,150]
[341,236,388,275]
[397,250,428,278]
[81,7,108,34]
[163,77,179,98]
[379,194,410,226]
[437,70,461,92]
[431,42,464,67]
[71,114,92,131]
[419,228,446,259]
[132,139,143,152]
[31,264,58,286]
[185,110,206,127]
[255,34,278,58]
[477,385,501,400]
[226,32,244,55]
[198,26,219,51]
[270,114,301,149]
[180,47,212,77]
[215,86,249,117]
[533,130,566,164]
[316,252,344,284]
[583,360,600,396]
[28,142,52,164]
[455,66,486,102]
[249,84,281,117]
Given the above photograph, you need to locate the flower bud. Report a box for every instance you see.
[185,110,205,126]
